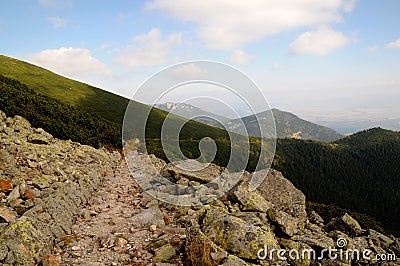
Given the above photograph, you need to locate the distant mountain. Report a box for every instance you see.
[155,102,228,127]
[226,109,344,142]
[155,102,343,142]
[334,127,400,146]
[316,118,400,135]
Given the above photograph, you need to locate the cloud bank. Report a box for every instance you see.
[27,47,111,77]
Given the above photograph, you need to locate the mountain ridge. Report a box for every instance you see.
[156,101,343,142]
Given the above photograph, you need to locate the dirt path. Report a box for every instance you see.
[54,154,186,266]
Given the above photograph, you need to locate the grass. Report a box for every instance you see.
[0,55,128,123]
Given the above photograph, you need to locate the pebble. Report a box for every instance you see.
[71,246,81,251]
[150,224,157,232]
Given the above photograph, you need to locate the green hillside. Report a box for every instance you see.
[0,55,128,124]
[273,130,400,235]
[335,127,400,146]
[0,55,233,143]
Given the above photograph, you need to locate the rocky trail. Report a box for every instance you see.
[1,111,400,266]
[56,157,187,266]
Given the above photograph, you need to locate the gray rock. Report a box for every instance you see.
[162,160,222,183]
[267,209,300,237]
[6,186,20,202]
[153,244,176,263]
[325,213,363,237]
[220,255,248,266]
[27,131,52,145]
[0,207,17,222]
[201,207,279,260]
[254,169,307,229]
[367,229,395,251]
[308,210,324,225]
[279,238,312,266]
[130,206,165,228]
[0,111,118,265]
[291,229,335,250]
[232,183,273,212]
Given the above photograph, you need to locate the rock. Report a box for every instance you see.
[0,111,118,265]
[130,206,165,228]
[98,233,115,248]
[267,209,300,237]
[0,178,13,192]
[27,130,52,145]
[162,160,222,183]
[31,175,54,189]
[23,188,37,200]
[6,186,20,202]
[153,244,176,263]
[254,169,307,229]
[327,230,352,247]
[27,160,38,168]
[150,224,157,232]
[147,234,172,251]
[291,229,335,250]
[201,207,279,260]
[187,209,196,216]
[115,237,128,248]
[0,219,51,265]
[71,245,81,251]
[308,210,324,225]
[368,229,395,251]
[176,177,189,186]
[186,220,230,265]
[232,183,272,212]
[0,207,17,222]
[279,238,312,266]
[220,255,248,266]
[325,213,363,237]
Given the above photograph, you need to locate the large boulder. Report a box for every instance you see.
[232,182,273,212]
[201,206,280,260]
[162,160,223,184]
[325,213,363,237]
[254,169,307,222]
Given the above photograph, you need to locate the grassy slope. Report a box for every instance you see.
[0,55,232,142]
[0,55,128,124]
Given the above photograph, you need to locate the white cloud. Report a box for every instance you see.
[385,38,400,49]
[272,62,286,70]
[170,63,208,79]
[343,0,357,12]
[114,28,182,68]
[147,0,356,50]
[47,17,67,29]
[27,47,111,77]
[368,45,378,52]
[290,27,350,56]
[229,50,254,65]
[38,0,72,8]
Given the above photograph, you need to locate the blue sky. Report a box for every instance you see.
[1,0,399,121]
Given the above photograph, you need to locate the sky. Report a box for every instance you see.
[1,0,400,121]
